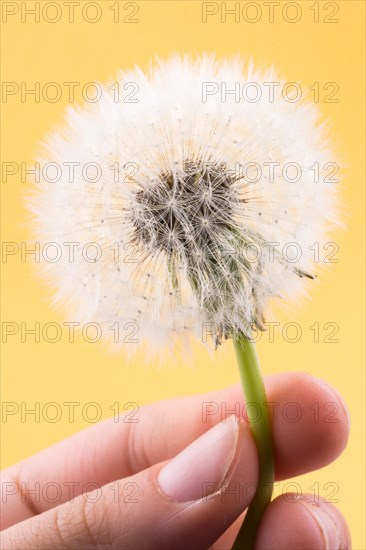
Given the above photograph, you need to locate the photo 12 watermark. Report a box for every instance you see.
[1,480,140,505]
[1,81,140,104]
[1,320,140,345]
[201,2,340,24]
[1,400,139,424]
[1,1,140,24]
[202,320,340,345]
[201,478,340,504]
[201,399,342,425]
[202,80,340,104]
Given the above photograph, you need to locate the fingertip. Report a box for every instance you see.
[272,372,350,479]
[256,494,351,550]
[304,373,350,461]
[299,496,352,550]
[315,376,351,432]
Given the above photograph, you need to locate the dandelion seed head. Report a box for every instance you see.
[28,54,340,353]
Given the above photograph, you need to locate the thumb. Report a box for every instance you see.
[1,416,258,549]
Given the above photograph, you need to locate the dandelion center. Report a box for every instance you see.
[132,160,236,256]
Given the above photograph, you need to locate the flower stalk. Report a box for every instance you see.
[232,334,274,550]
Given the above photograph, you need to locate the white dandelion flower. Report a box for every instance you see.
[28,54,339,352]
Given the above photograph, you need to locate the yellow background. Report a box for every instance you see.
[1,1,365,547]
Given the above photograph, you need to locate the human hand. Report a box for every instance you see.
[0,372,351,549]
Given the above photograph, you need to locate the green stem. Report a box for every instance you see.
[231,334,274,550]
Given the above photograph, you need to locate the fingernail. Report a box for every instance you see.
[300,500,348,549]
[158,415,239,502]
[317,378,351,430]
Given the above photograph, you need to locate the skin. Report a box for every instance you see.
[0,372,351,549]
